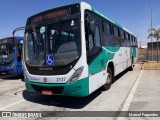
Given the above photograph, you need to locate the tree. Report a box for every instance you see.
[148,28,160,63]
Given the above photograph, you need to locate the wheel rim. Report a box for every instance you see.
[106,73,112,84]
[132,60,134,68]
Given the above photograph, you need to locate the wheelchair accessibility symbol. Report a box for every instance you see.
[46,55,54,66]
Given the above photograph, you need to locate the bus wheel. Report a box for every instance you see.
[129,58,134,71]
[103,67,113,90]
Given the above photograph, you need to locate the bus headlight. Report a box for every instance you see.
[68,66,84,83]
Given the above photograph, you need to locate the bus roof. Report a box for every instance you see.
[0,36,23,40]
[0,36,23,45]
[91,7,134,36]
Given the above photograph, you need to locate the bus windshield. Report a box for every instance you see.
[24,18,81,67]
[0,44,15,64]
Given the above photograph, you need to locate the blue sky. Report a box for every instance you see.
[0,0,160,46]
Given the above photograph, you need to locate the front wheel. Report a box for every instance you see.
[102,67,113,90]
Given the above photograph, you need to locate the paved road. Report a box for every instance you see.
[0,63,160,120]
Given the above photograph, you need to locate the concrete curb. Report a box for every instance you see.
[141,63,144,70]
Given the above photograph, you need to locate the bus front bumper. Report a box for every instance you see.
[25,78,89,97]
[0,69,21,78]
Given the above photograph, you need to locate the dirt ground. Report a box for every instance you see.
[142,61,160,70]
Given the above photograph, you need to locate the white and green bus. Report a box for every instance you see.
[22,2,138,97]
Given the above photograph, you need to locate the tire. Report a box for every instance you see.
[102,67,113,90]
[129,58,134,71]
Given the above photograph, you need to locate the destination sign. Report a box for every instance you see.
[30,9,69,24]
[27,3,80,25]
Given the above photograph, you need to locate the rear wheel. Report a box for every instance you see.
[102,67,113,90]
[129,57,134,71]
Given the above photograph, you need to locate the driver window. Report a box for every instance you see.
[26,33,34,60]
[85,15,95,52]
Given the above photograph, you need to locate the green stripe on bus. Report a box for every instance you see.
[89,46,120,74]
[25,77,89,97]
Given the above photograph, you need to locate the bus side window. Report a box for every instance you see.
[125,33,129,47]
[133,37,137,47]
[131,36,134,47]
[130,35,133,47]
[123,32,126,47]
[135,37,138,47]
[120,30,124,39]
[102,21,112,46]
[127,34,130,47]
[118,29,122,46]
[85,14,101,51]
[85,14,91,51]
[89,34,94,51]
[94,25,101,47]
[121,30,126,47]
[113,26,119,46]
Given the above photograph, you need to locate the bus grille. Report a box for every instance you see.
[31,85,64,94]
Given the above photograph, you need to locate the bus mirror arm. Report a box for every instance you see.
[12,27,25,46]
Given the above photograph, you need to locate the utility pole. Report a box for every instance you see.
[148,0,153,61]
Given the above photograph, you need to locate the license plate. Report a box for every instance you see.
[42,90,52,95]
